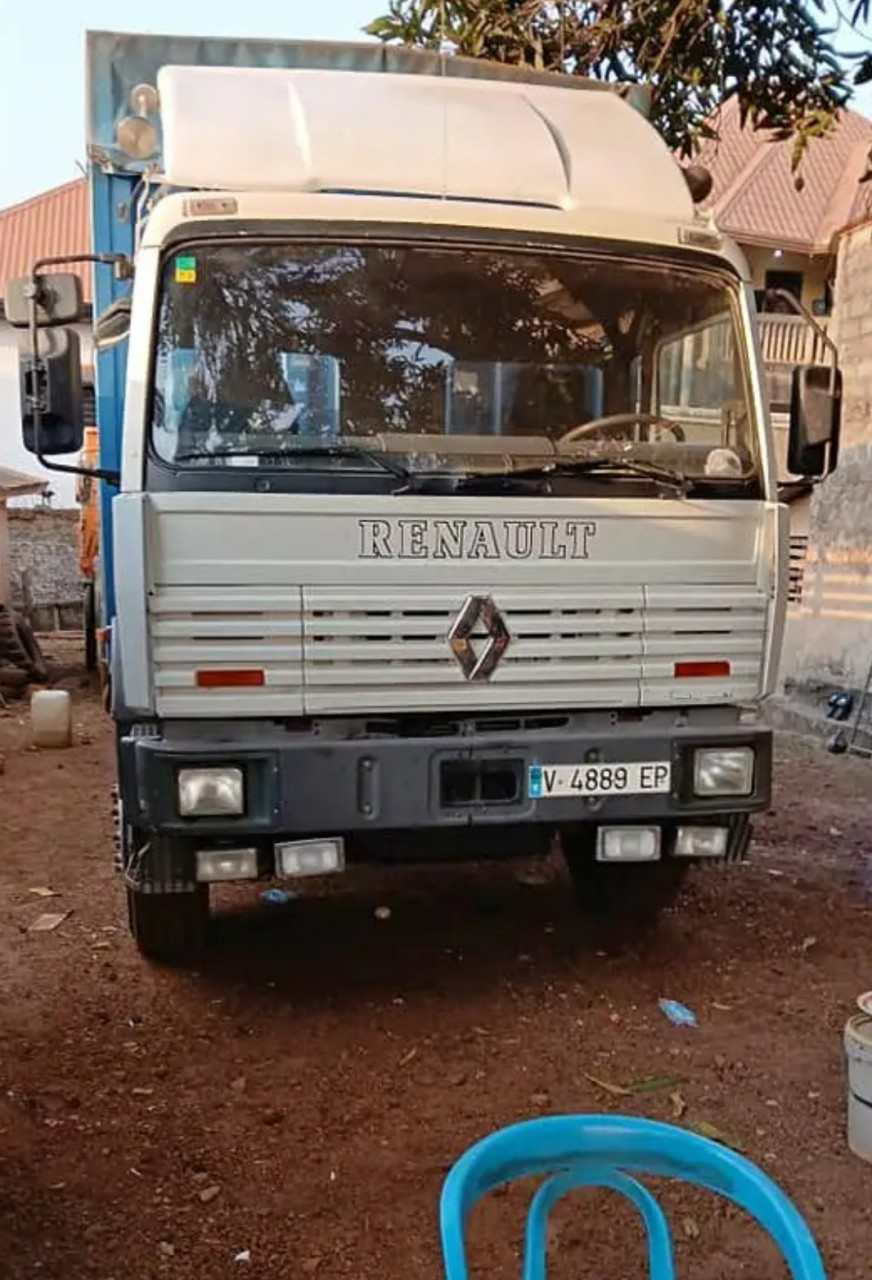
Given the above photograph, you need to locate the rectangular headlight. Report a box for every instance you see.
[596,826,661,863]
[177,766,244,817]
[675,826,729,858]
[693,748,754,797]
[275,838,345,878]
[196,848,258,882]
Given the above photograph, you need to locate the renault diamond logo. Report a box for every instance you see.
[448,595,511,681]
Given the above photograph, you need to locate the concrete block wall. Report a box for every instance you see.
[7,507,81,629]
[780,219,872,698]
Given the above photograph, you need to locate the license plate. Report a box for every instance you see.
[528,761,671,799]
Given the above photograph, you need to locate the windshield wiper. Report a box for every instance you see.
[282,443,413,482]
[173,443,413,483]
[456,457,692,496]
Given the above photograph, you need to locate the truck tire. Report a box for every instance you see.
[561,827,687,934]
[0,606,49,682]
[126,886,209,965]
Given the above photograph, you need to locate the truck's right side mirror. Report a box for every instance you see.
[20,327,85,456]
[787,364,842,478]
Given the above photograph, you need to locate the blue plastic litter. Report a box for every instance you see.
[261,888,297,905]
[658,998,698,1027]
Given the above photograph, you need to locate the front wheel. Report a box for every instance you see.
[561,827,688,935]
[126,886,209,965]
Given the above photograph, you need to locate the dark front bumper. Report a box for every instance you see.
[120,719,772,855]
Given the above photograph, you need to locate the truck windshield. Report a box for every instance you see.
[151,240,757,484]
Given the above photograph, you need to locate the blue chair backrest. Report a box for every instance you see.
[440,1114,826,1280]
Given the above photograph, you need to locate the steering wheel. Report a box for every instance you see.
[559,413,686,445]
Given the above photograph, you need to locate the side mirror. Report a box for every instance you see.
[5,272,84,328]
[95,297,132,351]
[787,364,841,478]
[19,327,85,456]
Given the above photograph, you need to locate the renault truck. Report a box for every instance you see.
[5,32,841,962]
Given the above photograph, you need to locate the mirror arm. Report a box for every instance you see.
[764,288,839,393]
[29,457,122,486]
[32,251,133,279]
[26,252,127,488]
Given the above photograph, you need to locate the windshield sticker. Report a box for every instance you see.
[174,255,197,285]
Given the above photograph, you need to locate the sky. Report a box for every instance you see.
[2,0,872,210]
[0,0,380,210]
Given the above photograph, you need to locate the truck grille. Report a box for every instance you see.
[149,583,766,716]
[301,583,767,714]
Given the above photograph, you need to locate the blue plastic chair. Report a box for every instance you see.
[440,1115,826,1279]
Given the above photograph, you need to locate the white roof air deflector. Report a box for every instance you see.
[156,65,693,221]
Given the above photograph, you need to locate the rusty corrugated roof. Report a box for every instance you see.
[696,98,872,255]
[0,178,91,303]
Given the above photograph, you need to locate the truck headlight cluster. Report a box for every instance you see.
[692,748,754,797]
[177,766,244,817]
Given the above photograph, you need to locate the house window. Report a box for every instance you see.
[763,270,804,311]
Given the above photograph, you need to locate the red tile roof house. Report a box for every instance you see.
[696,97,872,311]
[695,98,872,432]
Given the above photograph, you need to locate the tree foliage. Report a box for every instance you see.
[365,0,872,166]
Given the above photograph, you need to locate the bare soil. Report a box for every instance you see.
[1,675,871,1278]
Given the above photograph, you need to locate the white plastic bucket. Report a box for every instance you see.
[30,689,73,749]
[845,1012,872,1163]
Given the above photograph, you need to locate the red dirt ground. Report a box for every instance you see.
[1,676,871,1278]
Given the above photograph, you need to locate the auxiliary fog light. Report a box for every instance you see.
[693,747,754,797]
[674,827,729,859]
[177,766,244,818]
[196,848,258,883]
[115,114,158,160]
[275,838,345,879]
[596,827,661,863]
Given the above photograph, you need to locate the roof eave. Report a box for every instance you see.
[723,230,827,257]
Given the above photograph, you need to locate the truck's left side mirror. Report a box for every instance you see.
[20,327,85,456]
[787,364,842,478]
[5,272,84,328]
